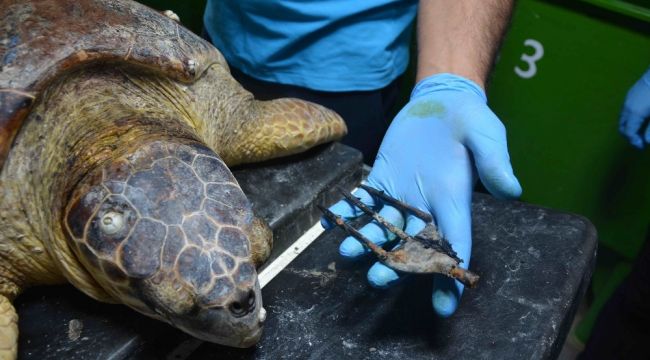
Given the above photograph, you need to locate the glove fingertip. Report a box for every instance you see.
[473,150,522,200]
[432,276,464,318]
[404,215,427,236]
[325,188,374,220]
[339,237,366,258]
[631,136,644,149]
[320,217,334,230]
[326,199,358,220]
[367,262,400,289]
[482,170,523,200]
[432,290,458,318]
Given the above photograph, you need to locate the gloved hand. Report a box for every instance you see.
[322,73,522,317]
[619,68,650,149]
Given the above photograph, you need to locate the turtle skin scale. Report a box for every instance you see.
[0,0,347,358]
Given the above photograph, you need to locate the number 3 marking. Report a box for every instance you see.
[514,39,544,79]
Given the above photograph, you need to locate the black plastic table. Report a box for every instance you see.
[16,143,597,360]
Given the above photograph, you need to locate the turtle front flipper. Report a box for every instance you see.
[218,97,347,166]
[0,295,17,360]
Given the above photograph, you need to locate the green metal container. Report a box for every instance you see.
[487,0,650,341]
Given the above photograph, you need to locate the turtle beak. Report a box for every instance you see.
[166,281,266,348]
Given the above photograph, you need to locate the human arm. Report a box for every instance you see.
[324,0,521,317]
[415,0,514,86]
[619,68,650,149]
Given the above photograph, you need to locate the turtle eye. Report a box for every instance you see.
[100,211,125,235]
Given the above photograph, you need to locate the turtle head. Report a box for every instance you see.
[63,140,269,347]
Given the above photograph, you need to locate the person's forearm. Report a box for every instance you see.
[416,0,514,88]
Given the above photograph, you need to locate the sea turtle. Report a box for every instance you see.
[0,0,346,357]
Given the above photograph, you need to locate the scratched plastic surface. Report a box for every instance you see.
[191,193,597,360]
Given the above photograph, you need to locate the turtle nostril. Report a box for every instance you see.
[229,290,255,317]
[230,301,243,316]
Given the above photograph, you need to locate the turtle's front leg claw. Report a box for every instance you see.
[320,186,480,288]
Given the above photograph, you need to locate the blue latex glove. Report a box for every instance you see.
[619,68,650,149]
[322,73,522,317]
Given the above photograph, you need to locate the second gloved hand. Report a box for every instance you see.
[323,73,522,317]
[619,67,650,149]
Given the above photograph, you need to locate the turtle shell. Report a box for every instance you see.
[0,0,226,169]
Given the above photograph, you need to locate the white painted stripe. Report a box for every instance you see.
[258,185,362,288]
[258,221,325,288]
